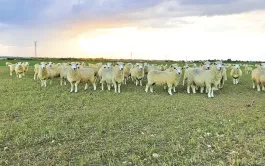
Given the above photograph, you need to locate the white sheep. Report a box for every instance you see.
[100,62,125,93]
[8,64,16,76]
[186,63,223,98]
[145,66,183,95]
[252,64,265,91]
[67,63,96,93]
[230,64,242,85]
[6,62,12,66]
[123,63,133,84]
[14,62,24,78]
[22,62,29,76]
[130,63,145,86]
[34,63,40,80]
[38,63,50,87]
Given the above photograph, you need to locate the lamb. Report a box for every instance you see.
[145,66,183,95]
[67,63,96,93]
[100,62,125,93]
[252,64,265,91]
[186,63,223,98]
[14,62,24,78]
[130,63,145,86]
[230,64,242,85]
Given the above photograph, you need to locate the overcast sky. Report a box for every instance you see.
[1,0,265,61]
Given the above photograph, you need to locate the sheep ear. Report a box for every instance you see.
[181,67,184,70]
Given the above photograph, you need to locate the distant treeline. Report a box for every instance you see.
[1,57,263,63]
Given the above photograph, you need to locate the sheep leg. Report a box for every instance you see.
[34,73,37,80]
[236,79,239,84]
[41,80,43,87]
[136,80,138,86]
[10,70,12,76]
[233,79,236,85]
[113,82,117,93]
[50,80,52,85]
[206,84,211,98]
[140,80,142,86]
[19,74,22,78]
[150,86,153,93]
[64,80,67,85]
[164,85,167,90]
[252,81,255,89]
[200,87,204,93]
[191,85,196,94]
[211,87,214,98]
[187,85,190,94]
[118,83,121,93]
[173,86,176,93]
[70,83,74,92]
[145,84,149,93]
[44,80,47,87]
[84,83,88,90]
[74,83,78,93]
[93,83,96,90]
[262,85,265,91]
[257,84,261,91]
[107,84,111,91]
[101,82,104,91]
[168,85,173,95]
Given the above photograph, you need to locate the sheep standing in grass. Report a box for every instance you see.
[88,63,103,82]
[186,63,223,98]
[130,63,144,86]
[123,63,133,84]
[252,64,265,91]
[34,63,40,80]
[100,62,124,93]
[67,63,96,93]
[47,62,61,85]
[15,62,24,78]
[22,62,29,76]
[145,66,183,95]
[230,64,242,85]
[8,64,16,76]
[245,65,253,74]
[38,63,50,87]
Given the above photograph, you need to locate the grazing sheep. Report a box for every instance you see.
[15,62,24,78]
[186,63,223,98]
[100,62,124,93]
[67,63,96,93]
[130,63,145,86]
[252,64,265,91]
[145,66,183,95]
[230,64,242,85]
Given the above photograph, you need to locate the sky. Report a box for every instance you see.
[0,0,265,61]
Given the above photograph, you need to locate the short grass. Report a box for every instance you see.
[1,61,265,165]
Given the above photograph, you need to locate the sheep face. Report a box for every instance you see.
[184,64,189,69]
[213,63,223,71]
[136,63,143,70]
[106,63,112,69]
[174,67,183,75]
[116,62,124,71]
[70,63,79,70]
[234,64,240,69]
[41,63,47,70]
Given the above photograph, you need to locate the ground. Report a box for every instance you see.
[0,60,265,165]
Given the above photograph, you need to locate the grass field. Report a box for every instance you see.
[1,60,265,165]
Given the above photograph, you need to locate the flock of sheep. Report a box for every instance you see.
[5,61,265,97]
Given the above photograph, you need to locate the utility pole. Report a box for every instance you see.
[34,41,37,57]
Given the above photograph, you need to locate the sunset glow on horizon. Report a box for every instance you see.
[1,0,265,61]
